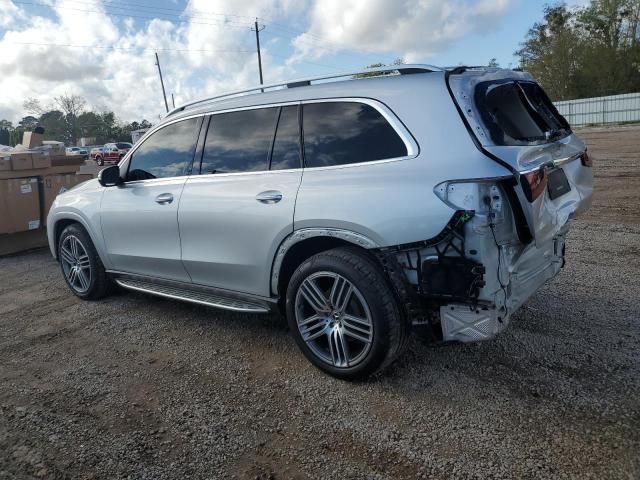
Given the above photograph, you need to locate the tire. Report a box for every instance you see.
[286,246,409,380]
[96,156,103,166]
[58,224,112,300]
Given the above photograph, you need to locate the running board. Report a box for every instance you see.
[114,278,271,313]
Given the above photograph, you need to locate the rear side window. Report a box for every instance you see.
[201,107,279,174]
[475,81,571,146]
[126,117,200,181]
[302,102,407,168]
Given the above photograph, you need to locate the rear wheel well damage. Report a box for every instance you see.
[276,236,361,299]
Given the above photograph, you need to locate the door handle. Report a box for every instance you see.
[256,190,283,204]
[155,193,174,204]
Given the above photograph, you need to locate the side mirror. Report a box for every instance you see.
[98,165,123,187]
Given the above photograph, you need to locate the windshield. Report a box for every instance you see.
[116,142,132,149]
[475,80,571,146]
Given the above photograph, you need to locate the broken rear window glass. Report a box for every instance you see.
[475,81,571,146]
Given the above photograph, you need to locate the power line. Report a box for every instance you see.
[12,1,256,29]
[2,41,254,54]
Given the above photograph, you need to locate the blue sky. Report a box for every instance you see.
[0,0,586,124]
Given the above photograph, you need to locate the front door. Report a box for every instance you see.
[101,116,202,282]
[179,105,302,297]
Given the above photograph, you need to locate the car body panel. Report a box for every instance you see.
[100,177,191,282]
[179,169,302,297]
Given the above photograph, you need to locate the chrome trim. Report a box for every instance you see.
[270,228,380,295]
[134,98,418,181]
[519,152,584,175]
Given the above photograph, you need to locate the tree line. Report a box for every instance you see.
[0,94,152,147]
[517,0,640,101]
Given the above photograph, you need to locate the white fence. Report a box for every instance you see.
[554,92,640,127]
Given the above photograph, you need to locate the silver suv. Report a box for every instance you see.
[47,65,593,379]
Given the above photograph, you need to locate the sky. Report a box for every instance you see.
[0,0,589,126]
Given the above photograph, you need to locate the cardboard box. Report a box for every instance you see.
[0,177,41,234]
[42,173,93,219]
[10,152,33,170]
[50,154,84,167]
[32,153,51,169]
[0,164,83,180]
[22,131,44,149]
[0,156,10,171]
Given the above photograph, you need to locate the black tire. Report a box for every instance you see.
[96,156,103,166]
[58,223,112,300]
[286,246,409,380]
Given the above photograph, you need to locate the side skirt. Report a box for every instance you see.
[107,271,274,314]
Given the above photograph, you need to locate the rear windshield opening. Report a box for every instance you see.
[475,80,571,146]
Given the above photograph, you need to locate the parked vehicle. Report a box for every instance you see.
[91,142,132,166]
[66,146,89,159]
[47,65,593,379]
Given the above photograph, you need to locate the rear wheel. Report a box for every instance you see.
[96,156,103,166]
[58,224,111,300]
[286,247,408,380]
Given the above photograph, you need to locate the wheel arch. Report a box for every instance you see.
[50,214,106,266]
[270,228,380,298]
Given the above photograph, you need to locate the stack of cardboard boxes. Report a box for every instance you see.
[0,129,94,254]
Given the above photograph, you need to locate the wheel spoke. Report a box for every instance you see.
[299,315,328,342]
[299,278,329,313]
[341,324,372,344]
[328,328,349,367]
[77,269,90,290]
[69,237,79,258]
[77,255,91,269]
[60,246,75,265]
[67,268,77,286]
[330,276,352,313]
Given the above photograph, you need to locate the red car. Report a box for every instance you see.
[91,142,132,166]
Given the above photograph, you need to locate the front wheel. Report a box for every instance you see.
[286,247,408,380]
[58,224,112,300]
[96,156,103,166]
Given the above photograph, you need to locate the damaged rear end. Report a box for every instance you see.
[387,67,594,343]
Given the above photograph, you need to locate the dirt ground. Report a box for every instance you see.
[0,126,639,479]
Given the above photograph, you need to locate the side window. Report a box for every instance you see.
[201,107,279,174]
[126,117,200,181]
[270,105,301,170]
[302,102,408,168]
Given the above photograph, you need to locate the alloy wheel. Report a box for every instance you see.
[294,271,374,368]
[60,235,92,293]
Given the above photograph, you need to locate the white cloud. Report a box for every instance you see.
[289,0,513,63]
[0,0,513,129]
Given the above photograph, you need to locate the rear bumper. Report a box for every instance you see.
[440,226,567,343]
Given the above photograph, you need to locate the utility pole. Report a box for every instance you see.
[251,19,265,91]
[171,93,175,109]
[155,52,169,113]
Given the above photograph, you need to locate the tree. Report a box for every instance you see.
[38,110,67,142]
[54,94,86,145]
[488,58,500,68]
[23,97,47,116]
[19,116,39,129]
[516,0,640,100]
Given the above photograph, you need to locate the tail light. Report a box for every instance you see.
[581,150,592,167]
[521,168,547,202]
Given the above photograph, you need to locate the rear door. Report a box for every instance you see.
[178,104,303,297]
[101,116,202,282]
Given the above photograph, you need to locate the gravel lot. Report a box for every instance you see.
[1,126,639,479]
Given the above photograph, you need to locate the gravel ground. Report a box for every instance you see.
[1,127,639,479]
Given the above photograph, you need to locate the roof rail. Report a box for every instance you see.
[165,63,442,117]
